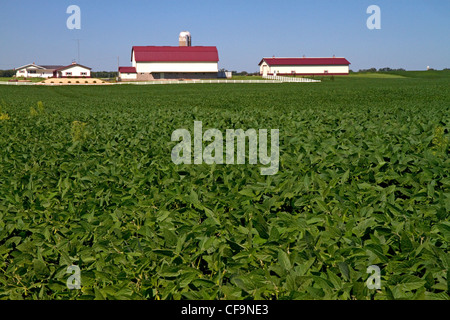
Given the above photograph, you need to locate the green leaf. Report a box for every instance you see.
[395,275,426,292]
[338,262,350,280]
[278,250,291,271]
[153,249,175,257]
[33,259,50,278]
[341,169,350,184]
[253,214,269,239]
[238,189,256,198]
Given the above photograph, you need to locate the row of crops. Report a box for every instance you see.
[0,75,448,299]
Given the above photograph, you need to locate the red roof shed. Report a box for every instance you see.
[259,57,350,66]
[118,67,137,73]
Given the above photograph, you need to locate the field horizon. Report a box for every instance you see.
[0,72,448,300]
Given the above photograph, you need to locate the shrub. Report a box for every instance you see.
[71,121,88,142]
[30,107,38,116]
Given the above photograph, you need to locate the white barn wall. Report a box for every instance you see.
[120,73,137,80]
[132,52,136,67]
[270,65,349,75]
[136,62,218,73]
[260,63,349,75]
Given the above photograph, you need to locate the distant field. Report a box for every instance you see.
[388,69,450,79]
[230,76,265,80]
[0,72,448,300]
[346,73,407,79]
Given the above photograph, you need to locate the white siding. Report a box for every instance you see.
[120,72,137,80]
[260,62,269,76]
[136,62,218,73]
[60,66,91,77]
[132,52,136,67]
[16,69,27,77]
[262,64,349,75]
[33,71,53,78]
[16,66,42,78]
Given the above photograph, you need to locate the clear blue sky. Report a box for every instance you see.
[0,0,448,72]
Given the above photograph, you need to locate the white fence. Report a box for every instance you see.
[117,79,283,85]
[0,78,320,86]
[0,81,36,85]
[263,75,321,83]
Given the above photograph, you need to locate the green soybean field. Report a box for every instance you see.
[0,71,449,300]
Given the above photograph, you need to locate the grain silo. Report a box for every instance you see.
[179,31,192,47]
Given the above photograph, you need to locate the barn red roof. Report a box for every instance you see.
[132,46,219,62]
[119,67,137,73]
[259,57,350,66]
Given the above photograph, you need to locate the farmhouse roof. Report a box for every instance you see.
[55,63,92,71]
[34,69,58,73]
[15,63,66,71]
[15,63,45,70]
[118,67,137,73]
[41,65,64,70]
[132,46,219,62]
[259,57,351,66]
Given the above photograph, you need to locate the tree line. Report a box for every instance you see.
[0,70,15,77]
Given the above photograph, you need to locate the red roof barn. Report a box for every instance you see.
[259,57,351,76]
[118,32,219,81]
[132,46,219,63]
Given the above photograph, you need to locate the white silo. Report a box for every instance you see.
[179,31,192,47]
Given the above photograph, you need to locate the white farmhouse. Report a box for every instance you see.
[15,62,91,78]
[55,63,91,78]
[15,63,63,78]
[259,57,351,76]
[119,31,219,81]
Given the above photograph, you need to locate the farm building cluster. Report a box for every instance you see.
[118,31,351,81]
[15,31,351,81]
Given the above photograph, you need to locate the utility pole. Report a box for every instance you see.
[73,39,81,63]
[77,39,80,63]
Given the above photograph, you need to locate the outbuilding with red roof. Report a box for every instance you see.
[259,57,351,76]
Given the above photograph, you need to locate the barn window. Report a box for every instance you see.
[66,72,72,76]
[81,72,87,76]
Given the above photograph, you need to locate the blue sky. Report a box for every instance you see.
[0,0,448,72]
